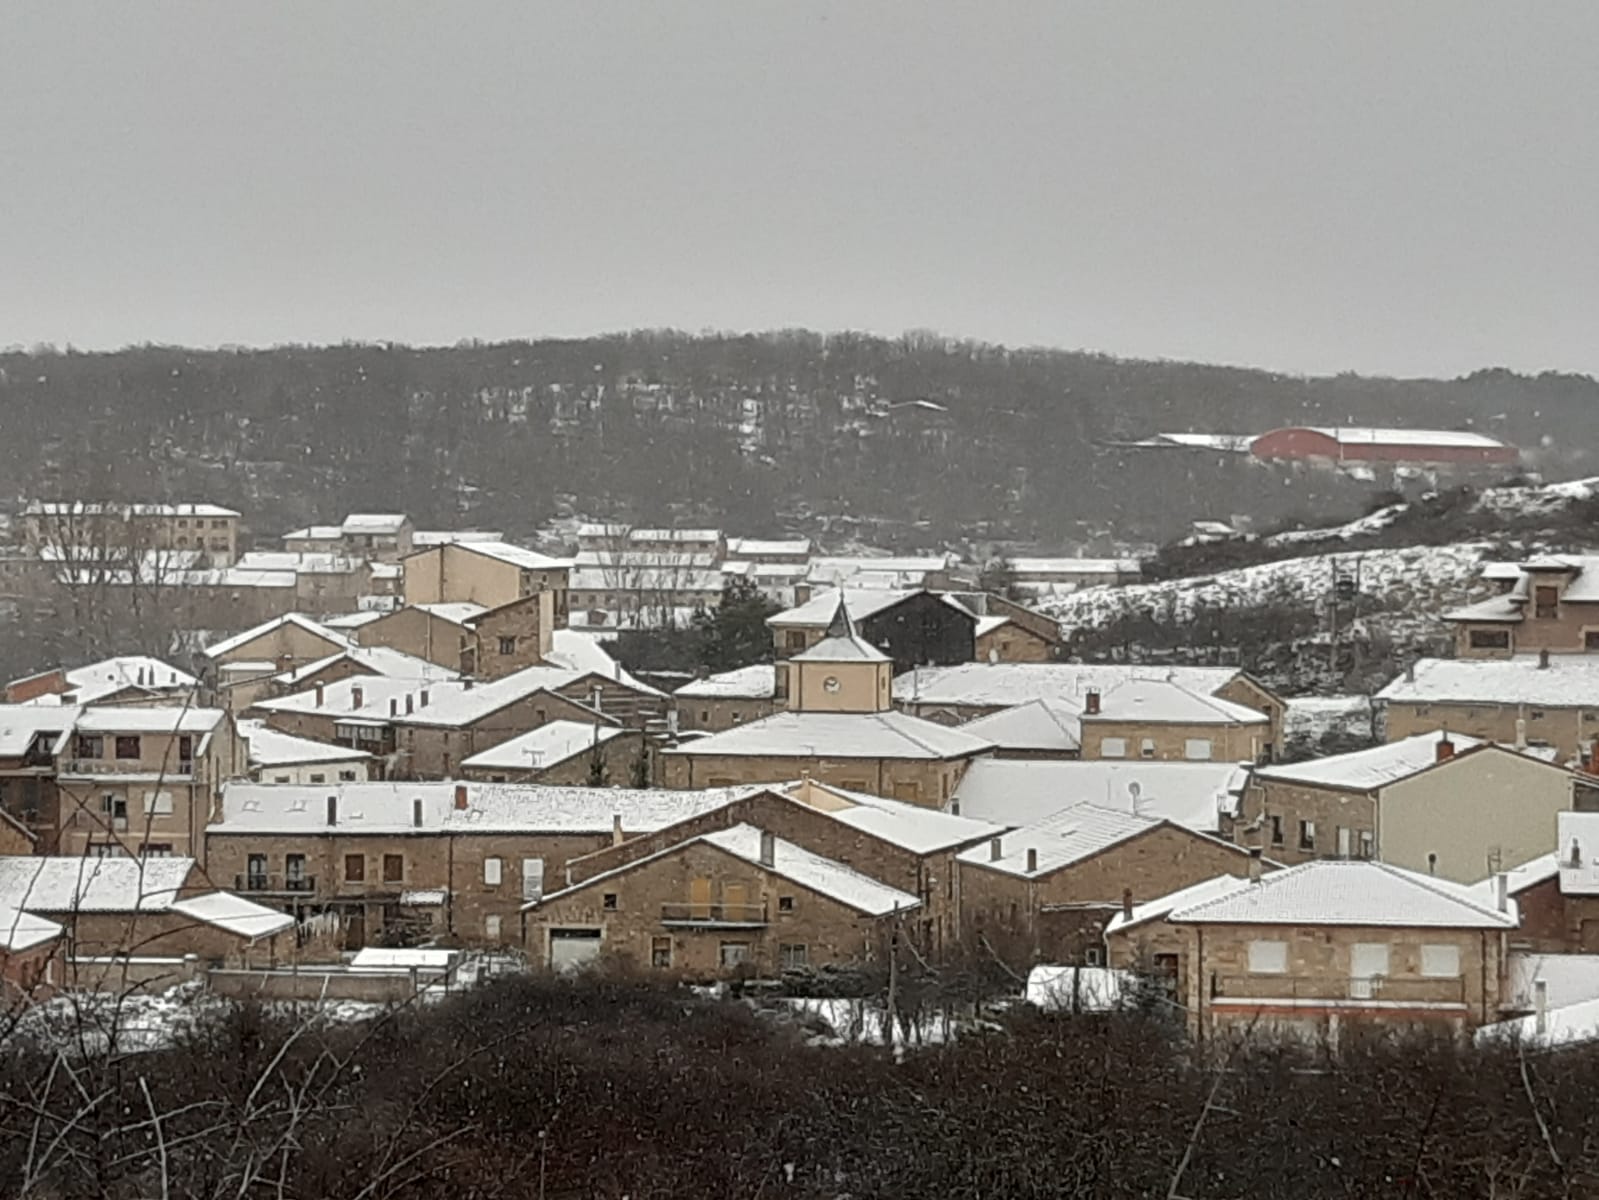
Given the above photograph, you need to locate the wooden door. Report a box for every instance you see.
[723,883,749,922]
[689,877,712,920]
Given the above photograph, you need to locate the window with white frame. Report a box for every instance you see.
[1247,940,1288,974]
[1099,737,1128,759]
[485,914,502,940]
[484,857,503,886]
[142,791,173,815]
[1420,944,1461,978]
[1184,738,1213,761]
[1139,738,1156,759]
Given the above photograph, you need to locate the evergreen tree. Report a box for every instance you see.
[694,577,781,673]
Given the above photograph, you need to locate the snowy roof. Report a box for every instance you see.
[1465,852,1559,904]
[1444,594,1523,622]
[543,629,659,693]
[664,710,994,761]
[321,611,386,630]
[1007,558,1141,575]
[1557,812,1599,895]
[13,656,197,706]
[726,538,812,557]
[0,904,63,952]
[26,501,239,518]
[413,602,489,625]
[1377,656,1599,707]
[574,549,719,569]
[1476,996,1599,1050]
[412,530,504,547]
[893,662,1247,708]
[0,706,80,758]
[235,551,366,574]
[1505,952,1599,1013]
[460,721,629,771]
[570,567,724,592]
[541,823,920,917]
[791,601,890,664]
[442,541,572,570]
[770,588,921,628]
[238,719,373,767]
[958,700,1082,753]
[784,781,1001,853]
[283,524,344,541]
[675,663,778,700]
[1303,427,1510,450]
[1251,731,1497,792]
[169,891,294,940]
[1164,860,1517,928]
[1086,679,1267,726]
[393,666,587,729]
[204,614,351,660]
[959,803,1172,878]
[211,780,761,835]
[349,946,458,970]
[951,759,1249,834]
[974,615,1010,638]
[0,856,195,912]
[276,645,459,686]
[74,706,225,734]
[1105,873,1256,935]
[251,675,449,723]
[1025,965,1138,1012]
[341,513,410,534]
[628,528,722,543]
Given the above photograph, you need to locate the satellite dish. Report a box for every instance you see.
[1127,781,1142,812]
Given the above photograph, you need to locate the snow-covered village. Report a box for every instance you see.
[7,4,1599,1196]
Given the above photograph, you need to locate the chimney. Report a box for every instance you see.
[389,697,398,717]
[793,582,811,607]
[351,684,364,710]
[1515,718,1528,751]
[1121,887,1134,921]
[412,798,423,828]
[611,813,624,846]
[1568,837,1582,868]
[463,677,474,691]
[989,837,1003,862]
[1495,872,1509,913]
[759,830,776,867]
[325,794,338,826]
[405,694,414,715]
[420,689,430,708]
[315,682,325,708]
[1025,847,1038,874]
[1539,647,1551,670]
[1406,659,1416,683]
[1084,689,1101,717]
[1248,847,1263,884]
[1435,735,1455,762]
[453,783,468,811]
[1535,978,1549,1035]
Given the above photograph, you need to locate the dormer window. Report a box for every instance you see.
[1535,585,1559,619]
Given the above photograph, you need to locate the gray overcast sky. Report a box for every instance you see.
[3,2,1596,377]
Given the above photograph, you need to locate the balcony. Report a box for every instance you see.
[660,902,768,928]
[236,873,318,895]
[1210,974,1467,1007]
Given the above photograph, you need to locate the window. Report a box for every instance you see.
[114,735,141,760]
[602,893,618,910]
[719,941,751,967]
[1420,944,1461,977]
[1139,738,1156,759]
[1358,830,1375,859]
[484,857,503,886]
[142,791,173,815]
[498,636,517,655]
[308,773,325,784]
[273,775,291,784]
[1471,629,1512,650]
[784,631,807,653]
[212,519,227,529]
[651,936,673,968]
[485,914,502,941]
[1184,738,1213,761]
[285,854,307,885]
[246,853,267,886]
[779,943,809,968]
[92,842,126,858]
[75,734,103,759]
[522,858,545,902]
[700,710,710,724]
[1099,737,1128,759]
[382,854,404,883]
[102,794,127,822]
[177,735,193,763]
[1587,630,1599,651]
[1269,815,1284,846]
[1535,585,1559,619]
[344,854,365,882]
[1084,946,1105,967]
[1247,940,1288,974]
[777,896,795,913]
[1298,819,1316,851]
[338,770,357,782]
[177,519,188,529]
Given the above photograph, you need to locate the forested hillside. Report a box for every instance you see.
[2,331,1593,545]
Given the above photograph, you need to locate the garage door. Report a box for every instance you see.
[549,928,603,972]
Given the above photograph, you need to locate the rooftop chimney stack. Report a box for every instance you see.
[1085,689,1101,717]
[989,837,1003,862]
[1515,718,1528,750]
[1495,872,1509,913]
[1121,887,1134,921]
[389,698,398,717]
[611,813,625,846]
[759,830,776,867]
[1025,847,1038,874]
[406,694,414,715]
[351,685,364,710]
[412,798,423,828]
[1539,648,1551,669]
[1536,978,1549,1035]
[1435,735,1456,763]
[325,795,337,826]
[453,784,468,811]
[315,683,325,708]
[420,689,430,708]
[1248,847,1263,884]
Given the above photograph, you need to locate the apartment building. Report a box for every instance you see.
[673,665,779,733]
[24,501,242,567]
[1237,732,1578,882]
[1106,860,1518,1041]
[1377,655,1599,759]
[1445,556,1599,658]
[1078,680,1270,763]
[403,540,571,625]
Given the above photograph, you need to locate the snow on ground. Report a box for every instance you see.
[1263,504,1409,547]
[1284,696,1376,747]
[1035,542,1494,639]
[1473,476,1599,517]
[773,996,999,1051]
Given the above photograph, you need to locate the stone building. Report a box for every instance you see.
[1106,859,1518,1042]
[402,541,571,627]
[1377,655,1599,760]
[1444,556,1599,659]
[459,721,646,786]
[673,665,779,733]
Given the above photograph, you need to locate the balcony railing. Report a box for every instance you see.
[1211,974,1467,1006]
[660,902,768,927]
[237,873,318,894]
